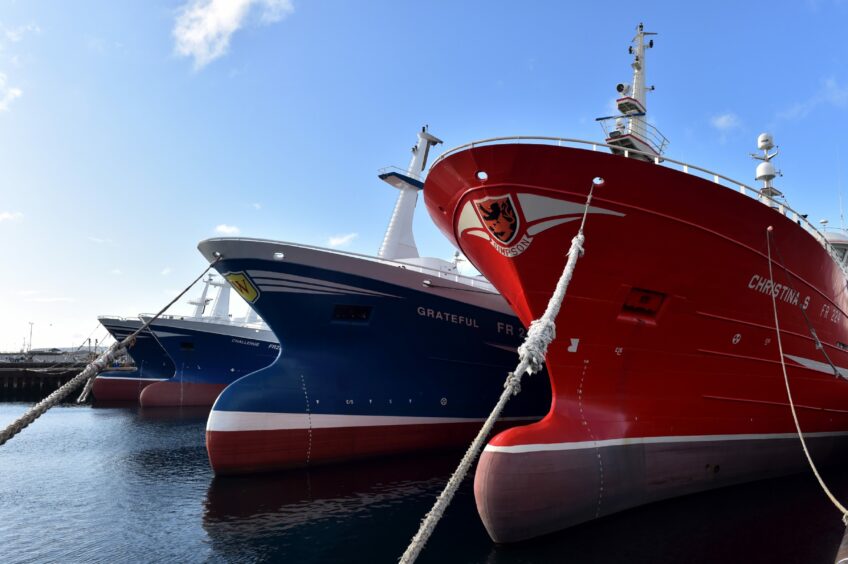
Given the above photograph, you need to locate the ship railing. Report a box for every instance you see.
[139,313,269,329]
[143,313,202,322]
[642,122,669,154]
[597,117,669,155]
[395,264,496,292]
[148,313,220,322]
[432,136,840,262]
[377,166,423,182]
[262,241,497,292]
[368,254,496,292]
[96,315,139,322]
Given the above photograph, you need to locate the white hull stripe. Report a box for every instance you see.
[485,342,518,353]
[784,353,848,379]
[148,330,190,339]
[255,279,395,298]
[260,286,381,297]
[206,411,535,432]
[96,376,169,382]
[100,322,142,331]
[112,335,154,341]
[144,319,277,341]
[248,269,400,298]
[484,430,848,454]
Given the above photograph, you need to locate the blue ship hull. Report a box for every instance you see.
[93,317,174,402]
[198,239,551,474]
[140,317,278,407]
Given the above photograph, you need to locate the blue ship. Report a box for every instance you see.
[93,316,173,402]
[137,274,279,407]
[140,312,278,407]
[197,127,551,474]
[95,275,277,406]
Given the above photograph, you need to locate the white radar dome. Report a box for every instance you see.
[757,133,775,151]
[756,161,776,181]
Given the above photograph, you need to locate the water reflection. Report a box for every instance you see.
[203,453,461,562]
[90,399,140,409]
[136,405,212,422]
[4,402,846,564]
[479,470,848,564]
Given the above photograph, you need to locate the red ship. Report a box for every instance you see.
[423,24,848,543]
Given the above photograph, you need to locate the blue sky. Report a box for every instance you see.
[1,0,848,351]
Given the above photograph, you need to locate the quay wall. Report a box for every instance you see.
[0,363,88,402]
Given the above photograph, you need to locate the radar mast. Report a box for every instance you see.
[599,23,667,161]
[751,133,783,202]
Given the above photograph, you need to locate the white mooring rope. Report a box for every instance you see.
[765,226,848,526]
[0,257,221,447]
[399,179,602,563]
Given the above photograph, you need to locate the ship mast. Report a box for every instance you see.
[377,126,443,260]
[628,23,653,145]
[188,274,216,318]
[209,277,231,320]
[243,308,260,324]
[751,132,783,202]
[600,23,667,161]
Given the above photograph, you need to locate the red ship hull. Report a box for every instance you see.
[139,381,226,407]
[92,374,164,403]
[206,418,528,475]
[424,142,848,542]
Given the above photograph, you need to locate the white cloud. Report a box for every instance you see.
[823,78,848,106]
[26,296,75,303]
[327,232,358,247]
[86,36,106,54]
[173,0,294,70]
[252,202,261,210]
[17,290,38,297]
[161,267,172,276]
[710,112,740,131]
[777,77,848,121]
[0,210,22,222]
[4,23,40,43]
[87,236,113,245]
[110,268,123,275]
[0,73,21,112]
[215,223,240,235]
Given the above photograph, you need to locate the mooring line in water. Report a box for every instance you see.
[399,178,603,564]
[765,227,848,564]
[0,256,222,447]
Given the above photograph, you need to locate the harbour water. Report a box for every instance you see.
[1,403,846,563]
